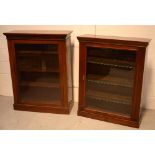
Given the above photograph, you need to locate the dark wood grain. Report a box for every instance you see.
[4,30,73,114]
[77,34,150,47]
[77,34,150,128]
[4,30,72,40]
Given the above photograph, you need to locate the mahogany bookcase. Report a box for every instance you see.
[4,30,73,114]
[77,34,150,127]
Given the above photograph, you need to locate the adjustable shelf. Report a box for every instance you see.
[20,80,59,88]
[87,56,134,70]
[17,50,58,56]
[87,74,133,88]
[78,34,150,127]
[19,68,59,73]
[86,90,131,105]
[4,30,73,114]
[86,97,131,116]
[20,86,61,105]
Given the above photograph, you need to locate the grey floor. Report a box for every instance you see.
[0,95,155,130]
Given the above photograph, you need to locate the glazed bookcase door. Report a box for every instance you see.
[78,35,149,127]
[84,45,136,117]
[12,40,63,106]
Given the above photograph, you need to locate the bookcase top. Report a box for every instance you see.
[4,30,72,40]
[77,34,151,47]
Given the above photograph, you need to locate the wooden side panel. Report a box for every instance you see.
[59,41,68,107]
[78,42,87,111]
[7,40,20,105]
[131,47,146,121]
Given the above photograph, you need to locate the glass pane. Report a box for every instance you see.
[15,43,61,105]
[86,47,136,116]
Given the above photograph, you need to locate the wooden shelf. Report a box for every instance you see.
[19,68,59,73]
[20,86,61,104]
[21,81,59,88]
[18,53,59,73]
[86,97,131,116]
[87,74,133,88]
[87,56,134,69]
[86,89,131,105]
[43,51,58,55]
[17,50,58,56]
[20,75,60,88]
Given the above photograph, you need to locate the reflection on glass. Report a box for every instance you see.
[86,47,136,116]
[15,44,61,105]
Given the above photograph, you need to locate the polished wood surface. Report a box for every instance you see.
[78,34,150,128]
[77,34,150,47]
[4,30,73,114]
[4,30,72,36]
[4,30,72,40]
